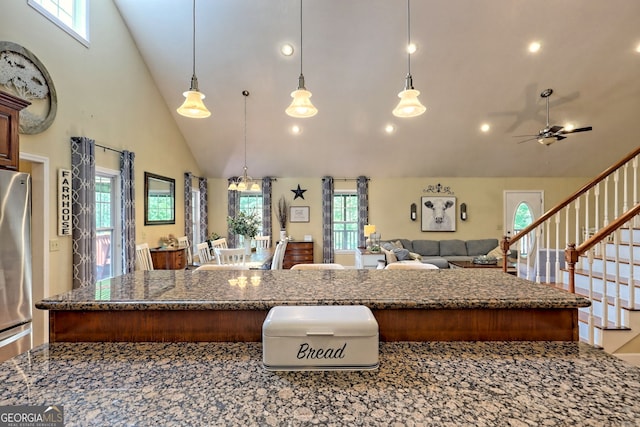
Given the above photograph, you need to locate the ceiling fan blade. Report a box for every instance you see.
[555,135,567,141]
[549,125,564,133]
[517,137,538,144]
[560,126,593,134]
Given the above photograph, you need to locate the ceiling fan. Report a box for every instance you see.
[516,88,592,146]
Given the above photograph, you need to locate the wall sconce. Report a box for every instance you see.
[460,203,468,221]
[410,203,417,221]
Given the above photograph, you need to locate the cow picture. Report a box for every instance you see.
[421,196,456,231]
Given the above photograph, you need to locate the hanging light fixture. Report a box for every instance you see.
[392,0,426,118]
[285,0,317,118]
[228,90,260,192]
[177,0,211,119]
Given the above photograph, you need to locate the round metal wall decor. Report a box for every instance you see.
[0,41,57,134]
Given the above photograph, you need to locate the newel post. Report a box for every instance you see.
[500,236,510,273]
[565,243,579,293]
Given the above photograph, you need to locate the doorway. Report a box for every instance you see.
[504,191,544,257]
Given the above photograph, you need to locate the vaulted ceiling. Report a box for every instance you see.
[113,0,640,178]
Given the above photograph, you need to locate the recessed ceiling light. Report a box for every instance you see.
[480,123,490,132]
[636,43,640,53]
[385,124,396,134]
[281,43,294,56]
[528,41,541,53]
[407,43,417,55]
[291,125,301,134]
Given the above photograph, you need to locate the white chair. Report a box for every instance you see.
[194,264,249,271]
[254,235,271,250]
[291,263,345,270]
[196,242,213,264]
[177,236,193,265]
[214,247,246,266]
[385,262,439,270]
[211,237,228,250]
[135,243,154,271]
[270,239,288,270]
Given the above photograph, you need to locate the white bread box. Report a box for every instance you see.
[262,305,379,371]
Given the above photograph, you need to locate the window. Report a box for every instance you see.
[513,202,534,258]
[239,193,263,237]
[95,170,121,281]
[333,192,358,251]
[28,0,89,47]
[191,188,202,245]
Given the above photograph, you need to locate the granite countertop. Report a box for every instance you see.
[1,341,638,426]
[36,269,589,311]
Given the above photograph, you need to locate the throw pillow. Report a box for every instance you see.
[409,251,422,261]
[392,248,411,261]
[487,245,504,260]
[382,247,397,263]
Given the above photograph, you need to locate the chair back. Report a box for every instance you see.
[211,238,228,249]
[254,235,271,250]
[177,236,193,264]
[270,239,288,270]
[214,247,246,266]
[135,243,154,271]
[384,262,439,270]
[196,242,213,264]
[291,263,344,270]
[194,264,249,271]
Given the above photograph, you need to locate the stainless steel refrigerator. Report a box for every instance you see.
[0,169,32,363]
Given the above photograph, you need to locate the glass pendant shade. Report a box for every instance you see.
[286,88,317,118]
[393,88,426,118]
[177,88,211,118]
[228,182,237,191]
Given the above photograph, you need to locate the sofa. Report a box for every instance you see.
[381,238,501,269]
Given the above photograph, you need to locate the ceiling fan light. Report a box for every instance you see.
[286,89,317,118]
[393,89,426,118]
[177,89,211,118]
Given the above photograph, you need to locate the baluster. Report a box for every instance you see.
[587,249,595,346]
[614,169,620,222]
[602,232,609,333]
[575,197,581,252]
[555,213,561,288]
[614,229,622,328]
[623,163,629,213]
[633,156,639,228]
[604,176,610,227]
[630,215,636,309]
[594,183,601,256]
[536,226,542,283]
[545,221,551,284]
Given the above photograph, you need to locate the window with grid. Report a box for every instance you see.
[95,174,115,282]
[28,0,89,46]
[333,192,358,251]
[239,193,263,236]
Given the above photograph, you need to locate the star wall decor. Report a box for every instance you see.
[291,184,307,200]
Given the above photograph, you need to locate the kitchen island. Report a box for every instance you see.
[1,340,638,426]
[37,269,589,342]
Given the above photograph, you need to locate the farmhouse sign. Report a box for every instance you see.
[57,168,71,236]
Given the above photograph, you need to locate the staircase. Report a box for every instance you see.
[503,146,640,362]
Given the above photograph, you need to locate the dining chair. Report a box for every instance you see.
[196,242,213,264]
[177,236,193,265]
[254,235,271,250]
[384,262,439,270]
[194,264,249,271]
[270,239,288,270]
[290,263,345,270]
[211,237,228,250]
[135,243,154,271]
[214,247,246,266]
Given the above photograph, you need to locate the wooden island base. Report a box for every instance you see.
[48,307,578,343]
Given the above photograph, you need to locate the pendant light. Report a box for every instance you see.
[177,0,211,119]
[392,0,426,118]
[285,0,317,118]
[228,91,260,192]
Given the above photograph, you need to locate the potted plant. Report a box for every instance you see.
[275,196,289,241]
[227,211,260,254]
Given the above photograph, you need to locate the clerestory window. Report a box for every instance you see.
[28,0,89,47]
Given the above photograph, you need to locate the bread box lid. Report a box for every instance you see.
[263,305,378,338]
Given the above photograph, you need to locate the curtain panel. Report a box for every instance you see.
[322,176,334,263]
[70,137,96,288]
[227,179,240,247]
[120,150,136,274]
[199,177,208,242]
[262,177,273,240]
[184,172,193,245]
[357,176,369,249]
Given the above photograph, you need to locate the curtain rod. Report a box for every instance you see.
[95,143,123,154]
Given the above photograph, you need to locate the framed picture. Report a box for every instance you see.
[421,196,456,231]
[290,206,310,223]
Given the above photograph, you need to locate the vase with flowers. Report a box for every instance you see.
[227,211,260,255]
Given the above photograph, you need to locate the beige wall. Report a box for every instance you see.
[2,1,202,297]
[208,176,589,266]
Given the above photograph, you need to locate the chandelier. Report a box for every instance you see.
[228,90,260,192]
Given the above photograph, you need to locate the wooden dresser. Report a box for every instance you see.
[150,247,186,270]
[283,241,314,269]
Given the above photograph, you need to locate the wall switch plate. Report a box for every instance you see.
[49,239,60,252]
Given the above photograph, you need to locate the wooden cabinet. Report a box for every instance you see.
[150,247,186,270]
[283,241,314,269]
[0,91,30,171]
